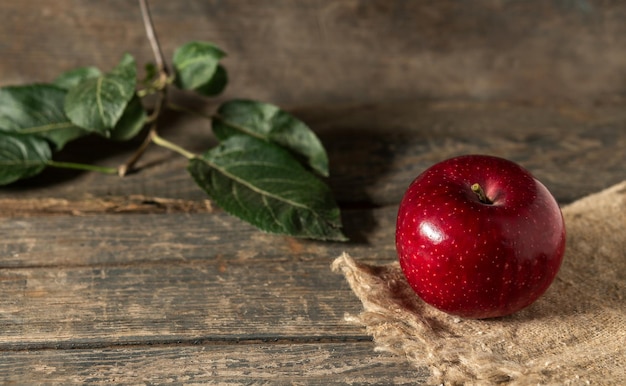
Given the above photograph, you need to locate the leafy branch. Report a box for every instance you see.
[0,0,346,241]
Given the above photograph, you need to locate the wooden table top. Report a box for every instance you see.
[1,1,625,383]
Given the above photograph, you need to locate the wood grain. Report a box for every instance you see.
[3,1,626,105]
[0,208,417,382]
[1,1,625,383]
[0,343,428,384]
[1,102,624,207]
[0,261,363,347]
[0,195,212,217]
[0,209,399,347]
[0,209,397,269]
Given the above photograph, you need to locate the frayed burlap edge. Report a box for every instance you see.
[332,181,626,385]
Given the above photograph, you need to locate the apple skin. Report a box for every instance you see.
[395,155,566,319]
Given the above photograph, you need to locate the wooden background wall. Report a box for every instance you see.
[2,0,626,106]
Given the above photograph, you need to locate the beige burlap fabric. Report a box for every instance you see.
[332,181,626,385]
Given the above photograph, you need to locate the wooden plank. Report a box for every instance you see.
[0,260,365,348]
[2,1,626,105]
[0,209,396,268]
[305,102,626,206]
[1,102,624,207]
[0,209,400,348]
[0,195,212,217]
[0,208,426,381]
[0,342,429,384]
[1,1,625,206]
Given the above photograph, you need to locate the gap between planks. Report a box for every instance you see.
[0,335,373,352]
[0,195,213,217]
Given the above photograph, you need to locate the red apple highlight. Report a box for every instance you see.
[395,155,566,319]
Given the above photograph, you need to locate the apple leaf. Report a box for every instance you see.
[213,100,329,177]
[194,64,228,97]
[187,135,346,241]
[173,41,227,96]
[53,66,102,90]
[64,53,138,134]
[0,84,88,150]
[109,95,147,141]
[0,132,51,185]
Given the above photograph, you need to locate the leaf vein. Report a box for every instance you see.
[215,116,265,140]
[19,122,75,134]
[96,77,105,122]
[262,195,287,231]
[177,55,218,71]
[204,159,314,212]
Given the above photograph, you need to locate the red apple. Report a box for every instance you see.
[395,155,566,319]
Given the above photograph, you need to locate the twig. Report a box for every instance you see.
[138,0,168,77]
[117,125,157,177]
[152,132,197,160]
[119,0,169,176]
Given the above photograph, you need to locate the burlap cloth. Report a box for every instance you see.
[332,181,626,385]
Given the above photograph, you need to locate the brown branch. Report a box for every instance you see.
[138,0,168,77]
[119,0,169,176]
[117,125,157,177]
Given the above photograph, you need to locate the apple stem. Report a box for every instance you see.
[471,183,492,204]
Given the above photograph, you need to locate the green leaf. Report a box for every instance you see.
[109,95,147,141]
[195,64,228,96]
[53,66,102,90]
[64,53,138,134]
[0,84,88,150]
[213,100,329,177]
[188,135,346,241]
[173,41,227,95]
[0,132,51,185]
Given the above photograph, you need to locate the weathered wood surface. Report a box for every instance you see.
[2,102,625,207]
[0,209,421,383]
[0,343,427,384]
[0,211,395,347]
[3,0,626,105]
[1,0,626,384]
